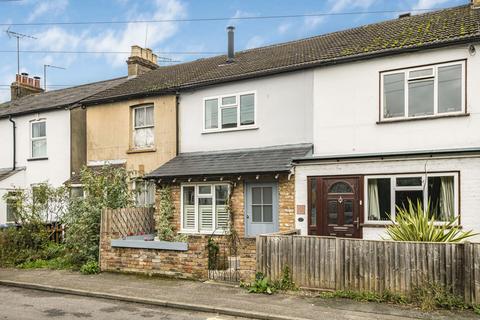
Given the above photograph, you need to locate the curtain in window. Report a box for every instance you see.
[32,122,46,137]
[32,139,47,158]
[440,177,454,220]
[145,107,154,126]
[368,180,381,220]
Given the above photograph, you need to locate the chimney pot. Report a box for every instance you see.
[11,73,44,100]
[127,45,159,77]
[227,26,235,62]
[398,13,411,18]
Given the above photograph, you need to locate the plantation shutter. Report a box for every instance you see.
[182,186,196,230]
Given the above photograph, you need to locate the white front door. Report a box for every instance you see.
[245,182,279,237]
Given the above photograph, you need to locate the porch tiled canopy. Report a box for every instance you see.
[145,143,312,180]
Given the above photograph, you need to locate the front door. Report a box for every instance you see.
[308,176,363,238]
[245,182,279,237]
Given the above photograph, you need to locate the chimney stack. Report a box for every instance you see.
[10,73,44,101]
[473,0,480,8]
[127,45,159,78]
[227,26,235,63]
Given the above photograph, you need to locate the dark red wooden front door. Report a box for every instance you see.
[308,176,363,238]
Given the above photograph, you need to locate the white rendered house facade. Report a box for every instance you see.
[294,43,480,241]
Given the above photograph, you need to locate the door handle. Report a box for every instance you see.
[354,217,360,229]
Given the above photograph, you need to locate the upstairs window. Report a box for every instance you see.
[381,61,465,121]
[204,92,255,131]
[133,105,154,148]
[31,120,47,158]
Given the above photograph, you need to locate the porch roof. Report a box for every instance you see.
[145,143,313,179]
[0,167,24,182]
[292,147,480,163]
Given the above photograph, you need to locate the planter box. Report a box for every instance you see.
[111,234,188,251]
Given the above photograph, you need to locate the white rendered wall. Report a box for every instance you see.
[294,156,480,242]
[0,109,71,223]
[312,44,480,156]
[179,70,314,153]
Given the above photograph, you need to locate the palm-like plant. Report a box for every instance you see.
[385,200,477,243]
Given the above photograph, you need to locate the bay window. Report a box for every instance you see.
[204,92,255,131]
[133,105,154,148]
[365,173,458,223]
[381,61,465,121]
[181,183,230,233]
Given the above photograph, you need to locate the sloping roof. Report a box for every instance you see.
[84,4,480,104]
[0,167,24,182]
[0,77,127,118]
[66,162,126,185]
[145,144,313,179]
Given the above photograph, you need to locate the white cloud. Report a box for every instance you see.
[277,22,292,35]
[412,0,450,10]
[22,0,186,68]
[303,16,325,30]
[27,0,69,23]
[328,0,377,13]
[303,0,377,30]
[245,35,264,49]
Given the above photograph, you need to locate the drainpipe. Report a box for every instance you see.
[175,92,180,156]
[8,115,16,170]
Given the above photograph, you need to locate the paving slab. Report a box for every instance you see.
[0,268,477,320]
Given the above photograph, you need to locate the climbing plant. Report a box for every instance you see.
[155,186,186,242]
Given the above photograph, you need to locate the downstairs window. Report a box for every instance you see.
[181,184,230,233]
[365,173,458,223]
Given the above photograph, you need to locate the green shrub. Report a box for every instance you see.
[241,267,297,295]
[18,257,72,270]
[80,261,100,275]
[385,200,477,242]
[411,282,467,311]
[273,266,297,291]
[63,166,133,267]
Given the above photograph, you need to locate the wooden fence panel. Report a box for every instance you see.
[257,235,480,304]
[103,207,155,239]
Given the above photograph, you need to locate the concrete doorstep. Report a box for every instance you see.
[0,279,301,320]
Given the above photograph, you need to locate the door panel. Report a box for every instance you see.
[308,176,363,238]
[245,182,278,236]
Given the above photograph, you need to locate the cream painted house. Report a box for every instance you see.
[82,47,178,206]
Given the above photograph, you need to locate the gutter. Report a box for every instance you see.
[8,116,16,170]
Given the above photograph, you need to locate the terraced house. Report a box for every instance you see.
[0,73,126,225]
[90,2,480,279]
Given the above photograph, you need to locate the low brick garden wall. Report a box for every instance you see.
[99,208,256,280]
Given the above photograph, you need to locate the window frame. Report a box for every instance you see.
[30,119,47,159]
[132,104,155,149]
[5,190,20,223]
[180,182,231,234]
[380,60,466,122]
[364,172,459,225]
[203,91,257,133]
[133,179,155,207]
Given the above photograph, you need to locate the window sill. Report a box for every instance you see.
[27,157,48,162]
[377,112,469,124]
[179,230,229,236]
[126,147,157,154]
[202,126,258,135]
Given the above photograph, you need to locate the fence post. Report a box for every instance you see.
[464,242,472,305]
[335,237,341,291]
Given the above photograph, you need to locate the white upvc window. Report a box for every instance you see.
[181,183,230,234]
[364,172,459,224]
[380,61,465,121]
[6,190,20,223]
[133,105,154,148]
[30,120,47,158]
[203,91,256,132]
[134,180,155,207]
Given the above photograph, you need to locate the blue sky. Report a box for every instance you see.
[0,0,469,102]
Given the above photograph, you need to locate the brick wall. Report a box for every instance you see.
[99,174,296,281]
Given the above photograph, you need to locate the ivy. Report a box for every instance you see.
[155,186,186,242]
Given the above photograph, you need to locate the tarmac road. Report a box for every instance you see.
[0,286,251,320]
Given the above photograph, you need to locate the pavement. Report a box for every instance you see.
[0,268,478,320]
[0,286,248,320]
